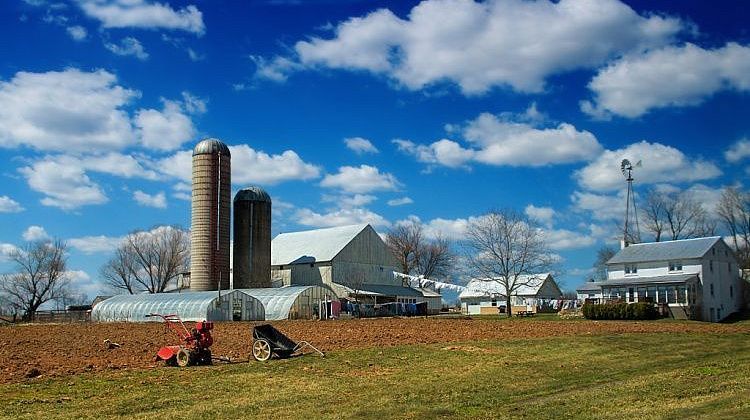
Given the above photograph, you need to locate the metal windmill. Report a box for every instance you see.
[621,159,642,246]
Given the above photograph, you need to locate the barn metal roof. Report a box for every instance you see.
[271,224,368,265]
[193,138,230,156]
[237,286,326,320]
[91,291,238,322]
[459,273,555,299]
[607,237,722,264]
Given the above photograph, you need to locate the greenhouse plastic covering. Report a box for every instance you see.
[92,291,230,322]
[237,286,317,320]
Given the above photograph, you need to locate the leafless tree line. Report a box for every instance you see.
[640,189,716,242]
[385,220,456,283]
[0,240,72,320]
[100,226,190,294]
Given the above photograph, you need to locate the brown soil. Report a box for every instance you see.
[1,317,747,383]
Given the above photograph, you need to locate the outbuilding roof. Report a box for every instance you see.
[607,237,722,264]
[237,286,325,320]
[459,273,554,299]
[271,224,369,266]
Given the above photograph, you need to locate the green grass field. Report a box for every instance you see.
[3,330,749,419]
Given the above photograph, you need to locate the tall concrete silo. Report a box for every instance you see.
[233,187,272,288]
[190,138,231,292]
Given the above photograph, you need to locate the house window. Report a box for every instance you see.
[676,286,687,304]
[730,286,734,298]
[710,283,714,297]
[491,299,497,307]
[712,248,715,256]
[310,263,315,267]
[709,261,713,272]
[628,287,635,303]
[625,264,638,274]
[668,261,682,272]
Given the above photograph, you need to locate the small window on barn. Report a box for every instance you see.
[669,261,682,272]
[710,283,714,297]
[730,286,734,298]
[712,248,716,255]
[310,263,315,267]
[709,261,713,272]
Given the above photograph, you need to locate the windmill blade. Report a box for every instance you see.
[635,160,642,167]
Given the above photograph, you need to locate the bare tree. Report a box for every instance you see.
[717,187,750,270]
[465,209,556,316]
[101,226,190,294]
[0,240,70,320]
[641,190,715,241]
[386,221,456,282]
[592,245,616,281]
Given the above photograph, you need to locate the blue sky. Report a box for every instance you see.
[1,0,749,298]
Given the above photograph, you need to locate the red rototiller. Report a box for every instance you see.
[147,313,214,367]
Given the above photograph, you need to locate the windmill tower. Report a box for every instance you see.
[621,159,641,247]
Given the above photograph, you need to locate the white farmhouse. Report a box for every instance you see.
[459,273,562,315]
[576,237,744,322]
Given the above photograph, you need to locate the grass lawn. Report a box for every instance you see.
[3,332,749,419]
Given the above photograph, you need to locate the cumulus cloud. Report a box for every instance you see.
[77,0,205,35]
[322,193,377,208]
[133,190,167,208]
[289,0,682,94]
[344,137,379,154]
[22,225,50,241]
[0,196,24,213]
[525,205,556,228]
[725,138,750,163]
[575,141,721,191]
[250,55,303,83]
[582,43,750,118]
[134,99,195,150]
[387,197,413,206]
[156,145,321,185]
[0,243,20,262]
[570,190,625,221]
[66,25,87,41]
[0,69,137,152]
[68,235,122,253]
[104,36,149,60]
[295,207,390,228]
[395,112,602,168]
[541,228,595,251]
[321,165,400,194]
[19,156,109,210]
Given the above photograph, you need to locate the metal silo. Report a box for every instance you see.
[233,186,272,288]
[190,138,231,292]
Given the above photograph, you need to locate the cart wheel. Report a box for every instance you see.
[252,339,272,361]
[176,348,191,367]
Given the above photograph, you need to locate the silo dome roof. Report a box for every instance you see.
[234,186,271,203]
[193,138,231,156]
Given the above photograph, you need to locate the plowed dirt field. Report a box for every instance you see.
[1,317,746,382]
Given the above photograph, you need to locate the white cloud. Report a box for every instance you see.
[395,112,602,168]
[66,25,87,41]
[0,243,20,262]
[250,55,303,83]
[525,205,556,228]
[133,190,166,208]
[344,137,379,154]
[295,207,390,228]
[22,225,50,241]
[321,165,400,194]
[135,99,195,150]
[582,43,750,118]
[77,0,205,35]
[104,36,149,60]
[575,141,721,192]
[66,269,102,298]
[0,69,137,152]
[180,91,206,114]
[322,193,377,208]
[725,138,750,163]
[570,190,625,221]
[83,152,159,179]
[68,235,122,254]
[19,156,108,210]
[292,0,682,94]
[541,228,595,250]
[0,196,24,213]
[156,145,321,186]
[231,145,321,185]
[387,197,413,206]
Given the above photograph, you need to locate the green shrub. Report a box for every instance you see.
[582,302,658,320]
